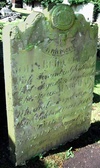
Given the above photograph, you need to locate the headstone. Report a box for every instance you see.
[97,13,100,24]
[0,7,11,16]
[3,4,98,166]
[62,0,70,5]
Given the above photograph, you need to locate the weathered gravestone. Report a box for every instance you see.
[3,4,98,165]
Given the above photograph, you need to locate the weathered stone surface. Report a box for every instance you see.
[2,4,98,166]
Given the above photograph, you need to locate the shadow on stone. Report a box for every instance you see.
[93,92,100,103]
[95,74,100,86]
[63,142,100,168]
[97,50,100,58]
[0,134,46,168]
[44,122,100,157]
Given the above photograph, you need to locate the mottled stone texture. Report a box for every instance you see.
[3,4,98,166]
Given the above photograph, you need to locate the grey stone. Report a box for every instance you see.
[2,4,98,166]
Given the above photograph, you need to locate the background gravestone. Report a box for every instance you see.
[3,4,98,166]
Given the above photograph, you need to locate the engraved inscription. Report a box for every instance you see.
[43,46,74,56]
[14,54,95,127]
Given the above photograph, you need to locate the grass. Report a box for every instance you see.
[92,58,100,123]
[94,58,100,94]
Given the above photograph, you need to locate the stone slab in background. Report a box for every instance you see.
[97,13,100,24]
[2,4,98,166]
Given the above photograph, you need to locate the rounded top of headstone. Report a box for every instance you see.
[50,4,75,30]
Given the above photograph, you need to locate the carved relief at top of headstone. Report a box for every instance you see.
[50,4,75,30]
